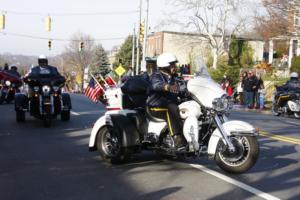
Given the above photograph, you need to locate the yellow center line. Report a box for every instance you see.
[260,131,300,145]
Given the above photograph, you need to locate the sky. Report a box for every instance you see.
[0,0,173,56]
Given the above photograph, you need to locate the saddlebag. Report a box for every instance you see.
[110,115,141,147]
[121,75,150,109]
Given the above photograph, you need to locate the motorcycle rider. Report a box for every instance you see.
[9,65,21,78]
[147,53,185,149]
[277,72,300,91]
[24,55,65,97]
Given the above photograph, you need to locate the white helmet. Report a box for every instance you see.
[38,54,47,59]
[290,72,298,78]
[157,53,178,68]
[38,54,48,64]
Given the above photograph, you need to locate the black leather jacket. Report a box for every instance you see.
[147,70,178,107]
[24,65,65,86]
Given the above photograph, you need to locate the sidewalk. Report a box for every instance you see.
[233,104,272,115]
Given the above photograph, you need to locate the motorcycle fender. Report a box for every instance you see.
[288,100,300,112]
[14,93,28,111]
[207,120,258,159]
[89,114,113,151]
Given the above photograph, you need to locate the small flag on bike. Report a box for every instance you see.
[105,75,116,87]
[84,77,103,102]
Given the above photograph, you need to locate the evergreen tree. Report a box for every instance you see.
[91,44,109,76]
[114,35,135,69]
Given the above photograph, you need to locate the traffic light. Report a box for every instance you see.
[48,40,52,50]
[45,16,51,32]
[0,14,5,30]
[79,41,84,51]
[139,22,145,44]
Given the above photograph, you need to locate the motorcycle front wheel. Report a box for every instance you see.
[294,112,300,119]
[215,136,259,174]
[272,103,281,116]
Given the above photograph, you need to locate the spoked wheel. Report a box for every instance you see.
[96,126,127,164]
[272,103,281,116]
[215,136,259,174]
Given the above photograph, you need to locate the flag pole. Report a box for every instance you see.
[90,73,104,90]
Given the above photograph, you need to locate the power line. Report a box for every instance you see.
[2,10,139,17]
[0,31,126,42]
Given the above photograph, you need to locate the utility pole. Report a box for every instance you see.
[141,0,149,72]
[131,25,135,76]
[136,0,142,75]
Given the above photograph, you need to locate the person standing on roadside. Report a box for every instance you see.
[243,70,256,109]
[255,75,264,109]
[251,72,259,108]
[237,75,244,105]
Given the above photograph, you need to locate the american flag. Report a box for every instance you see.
[84,77,103,102]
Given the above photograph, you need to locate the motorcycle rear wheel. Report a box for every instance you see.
[96,126,128,164]
[215,136,259,174]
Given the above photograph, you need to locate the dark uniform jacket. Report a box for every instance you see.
[147,70,178,107]
[278,79,300,92]
[24,65,65,86]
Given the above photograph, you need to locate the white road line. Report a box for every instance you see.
[71,111,80,116]
[284,121,300,126]
[190,164,281,200]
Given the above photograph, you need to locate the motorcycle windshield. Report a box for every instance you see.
[193,59,211,79]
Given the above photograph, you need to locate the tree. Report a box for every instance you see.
[90,44,109,76]
[228,36,254,67]
[168,0,253,69]
[254,0,290,40]
[63,33,96,90]
[114,35,134,69]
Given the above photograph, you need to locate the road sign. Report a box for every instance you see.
[115,64,126,77]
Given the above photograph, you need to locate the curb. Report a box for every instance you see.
[233,105,272,115]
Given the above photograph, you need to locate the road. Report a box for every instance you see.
[0,94,300,200]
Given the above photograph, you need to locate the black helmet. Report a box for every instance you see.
[10,65,17,70]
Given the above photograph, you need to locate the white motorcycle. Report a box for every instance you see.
[89,62,259,174]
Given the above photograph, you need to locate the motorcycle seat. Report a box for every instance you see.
[145,106,165,123]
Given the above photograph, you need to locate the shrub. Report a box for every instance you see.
[209,64,241,87]
[291,56,300,74]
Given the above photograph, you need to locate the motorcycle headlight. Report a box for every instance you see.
[212,95,233,112]
[53,86,59,92]
[42,85,51,94]
[5,80,11,86]
[33,86,40,92]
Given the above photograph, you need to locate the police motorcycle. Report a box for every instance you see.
[0,71,22,104]
[14,76,72,127]
[89,61,259,174]
[272,88,300,118]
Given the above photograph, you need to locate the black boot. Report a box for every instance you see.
[173,134,186,149]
